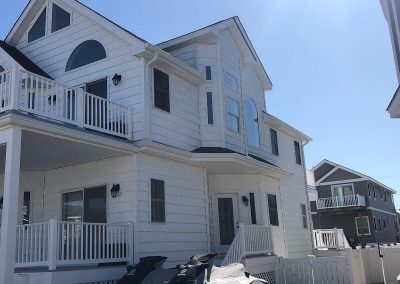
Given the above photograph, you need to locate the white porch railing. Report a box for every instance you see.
[15,219,133,269]
[222,224,273,266]
[313,228,350,250]
[0,68,132,139]
[316,194,366,210]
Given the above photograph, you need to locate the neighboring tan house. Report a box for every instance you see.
[380,0,400,117]
[310,160,399,245]
[0,0,313,283]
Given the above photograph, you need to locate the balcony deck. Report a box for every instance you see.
[0,68,132,140]
[316,194,366,210]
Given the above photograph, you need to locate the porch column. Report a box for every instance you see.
[0,127,22,284]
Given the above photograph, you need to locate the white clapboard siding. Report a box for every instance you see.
[136,154,208,267]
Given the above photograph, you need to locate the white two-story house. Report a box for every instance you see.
[0,0,313,283]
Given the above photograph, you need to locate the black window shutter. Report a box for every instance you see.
[154,68,170,112]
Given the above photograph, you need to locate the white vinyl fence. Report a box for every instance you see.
[275,255,352,284]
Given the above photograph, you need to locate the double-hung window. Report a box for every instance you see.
[301,204,308,229]
[267,194,279,226]
[227,98,240,132]
[154,68,170,112]
[151,179,166,223]
[355,216,370,235]
[270,129,279,155]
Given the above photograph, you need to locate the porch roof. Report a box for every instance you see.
[0,41,52,79]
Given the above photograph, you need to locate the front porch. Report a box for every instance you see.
[0,123,136,283]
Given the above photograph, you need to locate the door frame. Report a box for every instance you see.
[212,192,240,254]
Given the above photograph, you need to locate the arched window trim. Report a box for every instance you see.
[65,40,107,72]
[246,97,260,148]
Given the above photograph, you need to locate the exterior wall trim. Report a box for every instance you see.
[367,207,397,216]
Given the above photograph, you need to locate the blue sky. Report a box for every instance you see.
[2,1,400,209]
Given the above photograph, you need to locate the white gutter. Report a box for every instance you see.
[144,53,159,140]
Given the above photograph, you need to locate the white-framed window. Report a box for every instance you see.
[51,3,71,33]
[224,72,238,91]
[246,98,260,147]
[331,184,354,198]
[150,179,166,223]
[355,216,371,236]
[28,7,47,42]
[301,204,308,229]
[227,97,240,132]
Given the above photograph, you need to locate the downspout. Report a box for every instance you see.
[144,52,159,140]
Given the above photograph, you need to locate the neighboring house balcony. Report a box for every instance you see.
[0,68,132,140]
[316,194,366,210]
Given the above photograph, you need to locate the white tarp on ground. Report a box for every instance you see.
[208,263,266,284]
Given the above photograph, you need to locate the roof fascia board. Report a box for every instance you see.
[311,159,335,172]
[263,112,312,142]
[318,178,367,186]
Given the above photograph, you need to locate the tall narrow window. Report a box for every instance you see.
[227,98,240,132]
[246,98,260,148]
[205,66,212,80]
[270,129,279,156]
[154,68,170,112]
[151,179,166,223]
[66,40,106,71]
[267,194,279,226]
[28,8,46,42]
[22,192,31,224]
[356,216,370,235]
[52,3,70,32]
[301,204,308,229]
[249,193,257,224]
[294,141,302,165]
[224,72,238,91]
[379,218,382,231]
[207,92,213,124]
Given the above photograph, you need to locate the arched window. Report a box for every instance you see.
[246,98,260,148]
[0,65,4,73]
[66,40,106,71]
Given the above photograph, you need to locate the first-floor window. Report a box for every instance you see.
[301,204,308,229]
[267,194,279,226]
[227,97,240,132]
[151,179,166,223]
[23,192,31,224]
[355,216,370,235]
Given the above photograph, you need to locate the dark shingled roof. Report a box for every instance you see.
[0,41,52,79]
[192,147,277,167]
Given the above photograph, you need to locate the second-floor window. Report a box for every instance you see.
[205,66,212,80]
[66,40,107,71]
[28,8,46,42]
[154,68,170,112]
[207,92,213,124]
[294,141,302,165]
[270,129,279,155]
[301,204,308,229]
[227,97,240,132]
[246,98,260,147]
[331,184,354,198]
[267,194,279,226]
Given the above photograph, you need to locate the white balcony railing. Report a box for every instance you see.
[313,228,350,250]
[222,224,273,266]
[14,220,133,269]
[0,68,132,139]
[316,194,366,210]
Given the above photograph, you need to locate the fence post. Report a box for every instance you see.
[48,219,58,271]
[76,89,84,127]
[334,228,339,249]
[128,222,134,265]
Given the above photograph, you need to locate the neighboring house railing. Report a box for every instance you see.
[313,228,350,250]
[14,219,134,270]
[222,224,273,266]
[0,68,132,139]
[316,194,366,209]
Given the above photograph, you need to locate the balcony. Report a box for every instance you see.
[0,68,132,139]
[316,194,366,210]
